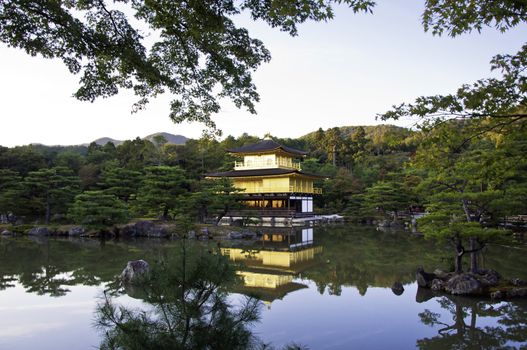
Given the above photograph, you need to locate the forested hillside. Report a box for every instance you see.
[0,122,525,232]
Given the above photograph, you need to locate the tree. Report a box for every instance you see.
[371,0,527,253]
[0,169,24,221]
[349,126,367,164]
[321,167,362,214]
[69,191,129,230]
[54,150,85,173]
[362,180,413,221]
[136,166,189,219]
[98,163,142,203]
[116,138,159,170]
[413,120,524,273]
[0,145,46,175]
[0,1,375,131]
[24,166,81,224]
[152,134,168,149]
[380,1,527,137]
[180,178,243,224]
[86,142,116,165]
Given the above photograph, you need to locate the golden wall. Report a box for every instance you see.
[232,175,319,194]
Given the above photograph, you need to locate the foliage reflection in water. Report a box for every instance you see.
[97,243,266,350]
[416,290,527,349]
[0,225,526,349]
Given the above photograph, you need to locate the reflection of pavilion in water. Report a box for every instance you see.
[221,227,322,304]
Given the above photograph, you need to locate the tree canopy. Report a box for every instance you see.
[380,0,527,134]
[0,0,374,132]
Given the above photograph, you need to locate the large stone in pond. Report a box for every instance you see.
[28,227,51,236]
[416,268,437,288]
[477,269,501,287]
[490,291,504,300]
[391,282,404,296]
[433,269,450,280]
[506,287,527,298]
[431,279,444,291]
[120,260,149,283]
[511,278,527,287]
[68,226,85,236]
[120,221,169,238]
[445,273,482,295]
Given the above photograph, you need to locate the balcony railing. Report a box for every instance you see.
[237,185,323,194]
[234,159,301,170]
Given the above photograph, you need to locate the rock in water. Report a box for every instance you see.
[431,279,444,291]
[68,226,85,236]
[433,269,450,280]
[120,221,170,238]
[416,268,437,288]
[1,229,13,236]
[391,282,404,296]
[507,288,527,298]
[511,278,527,287]
[28,227,51,236]
[477,269,501,287]
[490,291,504,300]
[120,260,149,283]
[445,273,482,295]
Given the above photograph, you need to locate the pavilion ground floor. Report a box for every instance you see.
[229,193,315,218]
[217,193,346,226]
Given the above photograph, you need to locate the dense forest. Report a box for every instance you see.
[0,125,415,226]
[0,122,526,232]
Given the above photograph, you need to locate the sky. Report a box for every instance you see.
[1,1,526,147]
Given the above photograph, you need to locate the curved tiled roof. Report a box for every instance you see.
[206,168,325,178]
[227,139,308,156]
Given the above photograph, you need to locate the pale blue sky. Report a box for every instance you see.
[1,1,525,146]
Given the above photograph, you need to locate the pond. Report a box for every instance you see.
[0,225,526,349]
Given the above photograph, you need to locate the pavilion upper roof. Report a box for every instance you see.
[227,139,308,157]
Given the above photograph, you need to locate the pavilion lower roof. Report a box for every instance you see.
[206,168,324,178]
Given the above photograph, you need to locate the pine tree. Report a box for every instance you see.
[69,191,129,230]
[136,166,189,219]
[24,166,81,223]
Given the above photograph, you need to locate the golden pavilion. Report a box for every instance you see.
[206,137,324,221]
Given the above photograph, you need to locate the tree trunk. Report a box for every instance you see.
[45,193,51,224]
[461,199,472,222]
[469,237,479,273]
[455,252,463,274]
[454,239,464,274]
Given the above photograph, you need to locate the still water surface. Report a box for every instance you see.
[0,225,526,349]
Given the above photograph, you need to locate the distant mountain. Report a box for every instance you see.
[143,132,188,145]
[300,124,413,140]
[91,137,124,146]
[85,132,188,147]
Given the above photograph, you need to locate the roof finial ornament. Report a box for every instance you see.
[263,132,273,140]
